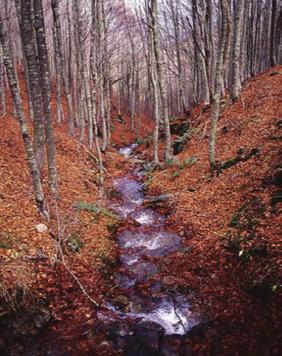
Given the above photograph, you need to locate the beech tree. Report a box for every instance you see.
[149,0,172,162]
[0,45,6,116]
[1,0,281,183]
[209,0,232,172]
[16,0,45,170]
[51,0,64,124]
[34,0,58,196]
[231,0,245,101]
[270,0,279,67]
[0,12,48,218]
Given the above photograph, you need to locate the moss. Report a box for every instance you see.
[73,201,118,219]
[67,236,84,253]
[0,233,15,249]
[228,205,245,228]
[222,232,245,253]
[172,156,198,178]
[172,132,191,155]
[136,137,145,145]
[219,148,260,172]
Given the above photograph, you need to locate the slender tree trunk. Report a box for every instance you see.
[150,0,172,162]
[52,0,73,135]
[231,0,245,101]
[170,0,186,112]
[221,0,232,95]
[14,0,33,121]
[67,0,76,133]
[0,46,6,116]
[73,0,85,142]
[276,3,282,64]
[147,3,160,165]
[51,0,64,124]
[33,0,58,197]
[91,0,104,187]
[270,0,278,66]
[209,0,232,172]
[205,0,215,98]
[102,2,111,145]
[96,0,107,151]
[74,0,94,149]
[0,15,48,218]
[16,0,45,171]
[122,0,137,130]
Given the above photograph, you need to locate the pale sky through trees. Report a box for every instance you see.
[124,0,142,8]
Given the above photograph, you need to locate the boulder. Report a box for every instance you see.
[35,224,48,233]
[170,119,189,136]
[172,133,191,155]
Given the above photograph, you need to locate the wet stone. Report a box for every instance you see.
[114,295,129,308]
[124,321,165,356]
[103,145,199,353]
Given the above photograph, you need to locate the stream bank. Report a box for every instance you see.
[98,144,200,355]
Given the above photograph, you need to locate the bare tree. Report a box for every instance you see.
[231,0,245,101]
[33,0,58,196]
[16,0,45,170]
[149,0,172,162]
[51,0,64,124]
[209,0,232,172]
[0,45,6,116]
[270,0,278,66]
[0,13,48,218]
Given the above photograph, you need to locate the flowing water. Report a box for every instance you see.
[3,144,199,355]
[99,144,199,355]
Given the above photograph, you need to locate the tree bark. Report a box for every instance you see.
[231,0,245,101]
[16,0,45,171]
[209,0,232,172]
[150,0,172,162]
[90,0,104,187]
[0,14,48,218]
[33,0,58,197]
[51,0,64,124]
[147,1,160,165]
[0,45,6,116]
[170,0,186,112]
[270,0,278,66]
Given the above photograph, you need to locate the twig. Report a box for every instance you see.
[53,199,101,308]
[170,293,187,333]
[62,262,100,308]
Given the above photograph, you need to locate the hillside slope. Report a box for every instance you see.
[146,67,282,355]
[0,66,281,355]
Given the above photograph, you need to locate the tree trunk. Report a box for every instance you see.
[51,0,64,124]
[0,14,48,218]
[150,0,172,162]
[270,0,278,66]
[147,2,160,165]
[96,0,107,151]
[52,0,74,135]
[231,0,245,101]
[16,0,45,171]
[67,0,76,134]
[0,46,6,116]
[90,0,104,187]
[209,0,232,172]
[33,0,58,197]
[170,0,186,112]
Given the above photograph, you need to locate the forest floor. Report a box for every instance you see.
[0,66,281,355]
[139,66,282,355]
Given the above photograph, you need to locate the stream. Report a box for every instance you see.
[0,144,199,356]
[98,144,199,355]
